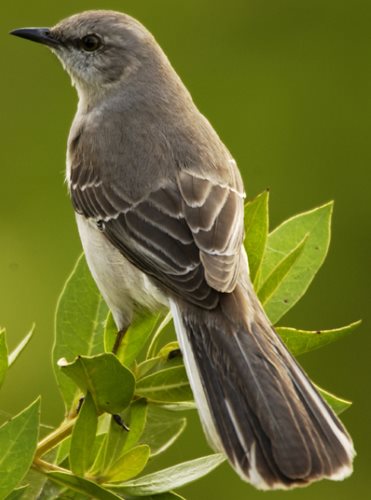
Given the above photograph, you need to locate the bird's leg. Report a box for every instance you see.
[112,323,129,355]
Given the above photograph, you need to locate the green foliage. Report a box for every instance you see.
[108,454,225,496]
[53,254,109,412]
[69,392,98,476]
[8,325,35,367]
[244,190,269,283]
[140,407,187,457]
[0,326,35,390]
[102,445,151,483]
[316,385,352,415]
[59,354,135,414]
[276,321,361,356]
[46,472,122,500]
[0,398,40,499]
[0,193,360,498]
[136,366,193,403]
[257,202,333,323]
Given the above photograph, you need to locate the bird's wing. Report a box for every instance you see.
[70,165,245,309]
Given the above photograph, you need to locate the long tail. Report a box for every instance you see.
[170,281,355,490]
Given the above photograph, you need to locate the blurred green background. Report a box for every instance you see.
[1,0,370,498]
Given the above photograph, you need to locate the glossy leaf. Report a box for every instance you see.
[0,398,40,499]
[46,472,121,500]
[104,309,168,368]
[140,407,186,457]
[259,202,333,324]
[103,312,117,354]
[136,357,163,379]
[58,353,135,414]
[316,385,352,415]
[55,435,71,465]
[54,254,109,411]
[86,430,111,477]
[22,457,54,500]
[244,190,269,284]
[8,325,35,367]
[37,479,88,500]
[276,320,361,356]
[153,402,196,412]
[119,311,165,368]
[123,399,148,452]
[70,392,98,475]
[36,479,67,500]
[92,401,148,476]
[109,453,225,496]
[136,366,193,403]
[136,343,183,379]
[103,445,150,483]
[96,413,131,475]
[258,235,307,307]
[146,313,173,360]
[0,328,8,389]
[4,485,28,500]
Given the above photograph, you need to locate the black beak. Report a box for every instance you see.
[10,27,60,48]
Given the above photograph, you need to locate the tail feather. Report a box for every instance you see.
[169,283,355,490]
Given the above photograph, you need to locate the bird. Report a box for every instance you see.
[11,10,355,490]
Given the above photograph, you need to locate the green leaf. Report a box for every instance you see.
[36,479,67,500]
[4,485,28,499]
[83,432,109,477]
[54,254,109,411]
[152,402,196,412]
[136,343,183,379]
[244,190,269,284]
[55,435,71,465]
[103,312,117,354]
[123,399,148,452]
[8,325,35,367]
[258,235,307,307]
[103,444,150,483]
[95,399,148,476]
[140,407,186,457]
[0,328,8,389]
[37,479,86,500]
[70,392,98,475]
[95,414,131,476]
[118,311,165,368]
[136,358,162,379]
[58,353,135,414]
[136,366,193,403]
[146,313,173,360]
[109,453,225,496]
[0,398,40,499]
[276,320,361,356]
[46,472,122,500]
[23,465,50,499]
[259,202,333,324]
[316,385,352,415]
[1,326,36,390]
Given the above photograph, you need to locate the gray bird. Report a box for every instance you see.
[11,11,354,490]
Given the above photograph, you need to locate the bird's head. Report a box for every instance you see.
[11,10,162,99]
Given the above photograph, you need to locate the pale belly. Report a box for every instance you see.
[75,214,168,329]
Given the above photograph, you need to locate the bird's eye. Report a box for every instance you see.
[80,34,102,52]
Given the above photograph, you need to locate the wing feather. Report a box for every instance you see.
[70,159,245,306]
